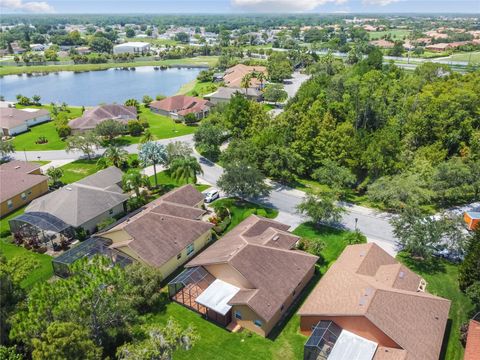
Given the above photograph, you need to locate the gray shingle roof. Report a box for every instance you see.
[25,167,128,227]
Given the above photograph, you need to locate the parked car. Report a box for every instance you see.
[205,189,219,203]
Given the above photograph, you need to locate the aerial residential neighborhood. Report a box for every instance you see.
[0,2,479,360]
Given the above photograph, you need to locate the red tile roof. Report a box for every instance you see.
[149,95,211,116]
[465,319,480,360]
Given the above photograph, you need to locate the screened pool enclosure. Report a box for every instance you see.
[52,237,133,277]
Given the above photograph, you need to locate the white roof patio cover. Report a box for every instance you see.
[195,279,240,315]
[328,329,378,360]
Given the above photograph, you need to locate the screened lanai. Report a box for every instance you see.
[9,211,75,247]
[304,321,378,360]
[168,266,215,314]
[52,237,133,277]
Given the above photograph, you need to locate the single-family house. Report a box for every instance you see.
[298,243,451,360]
[68,104,137,134]
[204,87,262,105]
[29,44,45,51]
[223,64,267,89]
[0,107,50,136]
[113,42,150,55]
[169,215,318,337]
[149,95,212,121]
[0,161,49,216]
[99,185,213,279]
[9,167,128,243]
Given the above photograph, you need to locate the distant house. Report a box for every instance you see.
[149,95,212,121]
[298,243,451,360]
[68,104,137,134]
[169,215,318,336]
[426,41,471,52]
[223,64,267,89]
[0,161,49,216]
[9,167,128,243]
[368,39,395,48]
[99,185,214,279]
[204,87,262,105]
[0,107,50,136]
[464,318,480,360]
[29,44,45,51]
[76,46,91,55]
[113,42,150,55]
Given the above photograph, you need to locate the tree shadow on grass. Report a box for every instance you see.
[397,252,446,275]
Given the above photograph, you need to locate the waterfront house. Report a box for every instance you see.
[113,42,150,55]
[68,104,137,134]
[0,107,50,136]
[149,95,211,121]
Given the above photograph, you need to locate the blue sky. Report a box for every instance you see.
[1,0,479,14]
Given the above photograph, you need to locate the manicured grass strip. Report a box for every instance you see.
[148,170,209,193]
[12,105,83,151]
[212,198,278,233]
[0,56,219,76]
[0,238,53,289]
[59,159,99,184]
[398,254,473,360]
[0,206,26,238]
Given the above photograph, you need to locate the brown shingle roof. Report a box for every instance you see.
[0,163,48,203]
[0,160,41,174]
[373,347,407,360]
[102,185,212,268]
[149,95,211,116]
[161,184,205,207]
[187,215,318,322]
[68,104,137,131]
[0,108,49,130]
[464,319,480,360]
[298,243,451,360]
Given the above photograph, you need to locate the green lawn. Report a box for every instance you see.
[212,198,278,233]
[148,170,210,193]
[12,105,83,151]
[0,206,27,238]
[0,56,219,76]
[140,222,353,360]
[444,51,480,64]
[0,238,53,289]
[59,159,99,184]
[398,253,474,360]
[369,29,411,40]
[177,79,219,97]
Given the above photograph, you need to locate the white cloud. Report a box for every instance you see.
[1,0,55,13]
[232,0,347,12]
[362,0,400,5]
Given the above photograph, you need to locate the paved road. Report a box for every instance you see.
[13,134,398,254]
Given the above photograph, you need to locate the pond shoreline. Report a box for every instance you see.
[0,56,216,76]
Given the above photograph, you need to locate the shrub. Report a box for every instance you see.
[128,120,143,136]
[256,209,267,217]
[183,113,198,126]
[129,157,140,168]
[97,217,116,231]
[57,125,71,138]
[35,136,48,144]
[139,119,149,129]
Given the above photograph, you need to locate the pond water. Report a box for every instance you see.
[0,66,201,106]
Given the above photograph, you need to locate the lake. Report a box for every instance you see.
[0,66,201,106]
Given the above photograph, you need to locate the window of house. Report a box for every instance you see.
[177,253,182,260]
[280,305,284,312]
[234,311,242,320]
[186,243,194,256]
[254,320,262,327]
[293,290,296,296]
[21,192,27,200]
[7,200,13,208]
[27,191,32,195]
[109,209,114,215]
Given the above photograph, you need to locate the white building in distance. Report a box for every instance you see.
[113,42,150,55]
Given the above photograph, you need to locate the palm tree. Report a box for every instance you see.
[169,156,203,184]
[122,169,149,198]
[255,71,266,89]
[241,73,252,96]
[139,141,167,188]
[102,145,129,168]
[46,166,64,187]
[140,129,154,143]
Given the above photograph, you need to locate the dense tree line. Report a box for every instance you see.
[196,57,479,210]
